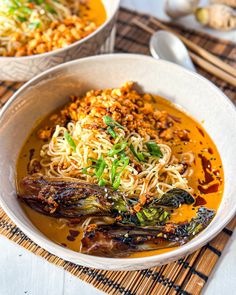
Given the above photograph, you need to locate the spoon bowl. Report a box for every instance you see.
[150,30,196,72]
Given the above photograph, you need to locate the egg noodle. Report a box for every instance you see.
[30,83,195,200]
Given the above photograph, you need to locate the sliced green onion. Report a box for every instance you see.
[111,156,129,190]
[145,142,163,158]
[107,126,117,138]
[108,141,127,157]
[11,0,20,8]
[98,179,106,187]
[112,174,121,190]
[28,20,41,30]
[45,3,57,14]
[111,159,119,183]
[21,6,33,14]
[30,0,45,5]
[103,116,124,129]
[130,144,146,162]
[95,156,107,179]
[82,166,95,176]
[103,116,124,139]
[64,130,76,152]
[17,16,27,22]
[82,156,107,186]
[8,7,17,15]
[119,150,127,159]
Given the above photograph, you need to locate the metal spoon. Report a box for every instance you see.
[150,30,196,72]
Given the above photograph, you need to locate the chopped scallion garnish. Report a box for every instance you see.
[28,20,40,29]
[111,159,119,183]
[107,126,117,138]
[82,156,107,187]
[103,116,124,139]
[98,179,106,187]
[108,141,127,157]
[64,130,76,152]
[130,144,146,162]
[110,156,129,190]
[145,142,163,158]
[95,156,107,179]
[17,16,27,22]
[45,3,57,14]
[103,116,124,129]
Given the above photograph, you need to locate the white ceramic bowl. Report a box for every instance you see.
[0,54,235,271]
[0,0,120,81]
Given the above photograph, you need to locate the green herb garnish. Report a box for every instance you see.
[45,3,57,14]
[108,141,127,157]
[103,116,124,129]
[21,6,33,14]
[95,156,107,179]
[111,159,119,183]
[64,130,76,152]
[98,179,106,187]
[145,142,163,158]
[82,156,107,187]
[130,144,146,162]
[111,156,129,190]
[103,116,124,138]
[30,0,44,5]
[107,126,116,138]
[17,16,27,22]
[28,20,41,29]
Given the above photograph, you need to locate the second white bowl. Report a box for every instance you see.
[0,0,120,81]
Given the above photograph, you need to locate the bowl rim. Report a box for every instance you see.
[0,53,236,267]
[0,0,120,61]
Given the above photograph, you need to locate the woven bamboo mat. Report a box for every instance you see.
[0,7,236,295]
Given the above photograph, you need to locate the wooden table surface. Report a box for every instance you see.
[0,1,235,295]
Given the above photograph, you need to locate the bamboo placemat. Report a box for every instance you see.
[0,7,236,295]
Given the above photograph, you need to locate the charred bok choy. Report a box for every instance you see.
[18,176,215,257]
[18,176,194,222]
[81,207,215,257]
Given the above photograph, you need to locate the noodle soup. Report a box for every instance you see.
[0,0,106,57]
[17,83,223,258]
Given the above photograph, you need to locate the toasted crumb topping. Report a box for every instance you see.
[38,82,178,142]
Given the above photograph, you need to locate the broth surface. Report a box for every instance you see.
[17,95,224,258]
[80,0,106,26]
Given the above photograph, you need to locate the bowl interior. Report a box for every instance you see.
[0,54,235,270]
